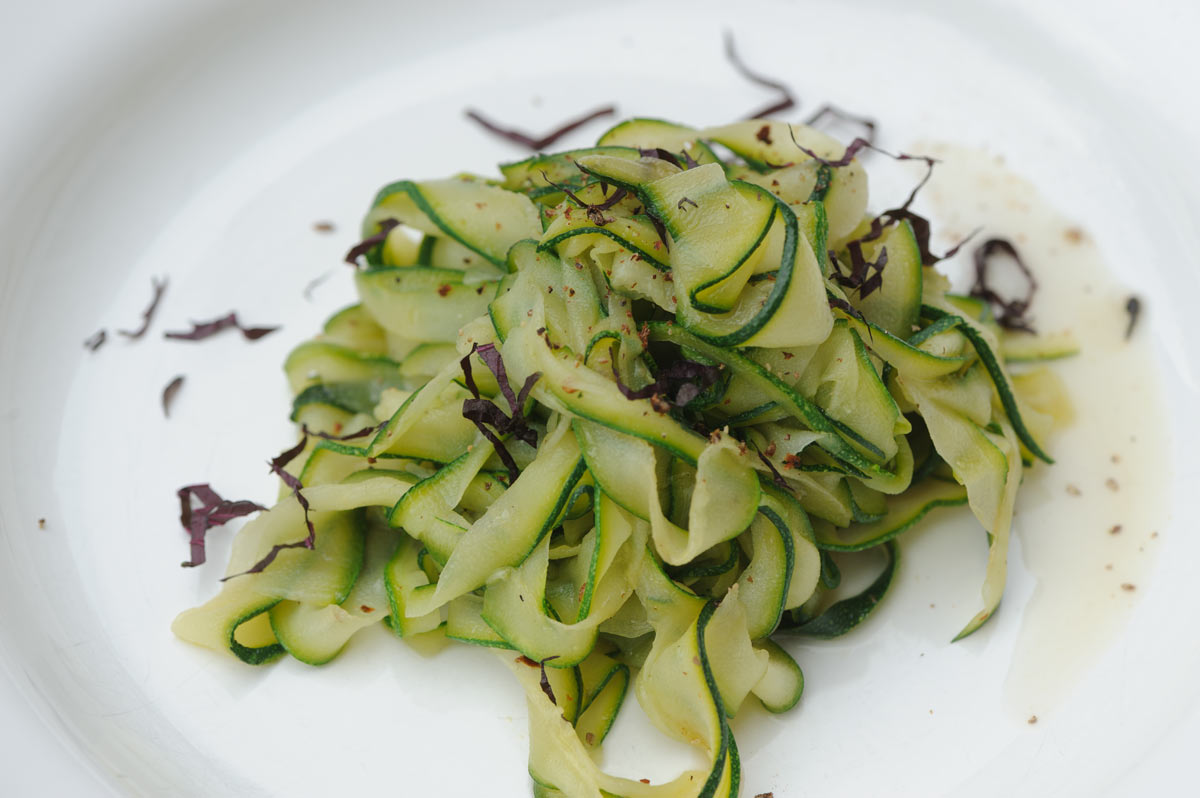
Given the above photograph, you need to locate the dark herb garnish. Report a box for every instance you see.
[344,218,401,265]
[589,187,629,221]
[756,124,773,145]
[538,655,560,705]
[177,484,266,568]
[933,228,981,263]
[646,212,670,252]
[805,133,973,269]
[222,538,310,581]
[301,422,382,442]
[969,238,1037,332]
[805,104,878,147]
[460,343,541,483]
[516,655,559,703]
[827,294,869,327]
[830,242,889,299]
[222,436,317,581]
[465,105,616,151]
[268,437,315,540]
[862,209,975,268]
[723,31,796,119]
[638,147,683,169]
[162,375,185,418]
[118,277,168,339]
[84,330,107,352]
[787,133,872,169]
[1124,296,1142,340]
[677,196,699,211]
[164,312,278,342]
[610,357,722,409]
[539,171,627,226]
[787,127,934,190]
[680,148,700,169]
[750,441,793,492]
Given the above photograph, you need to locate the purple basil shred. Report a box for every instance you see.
[118,276,168,339]
[786,128,935,189]
[177,484,266,568]
[465,106,616,151]
[723,31,796,120]
[221,436,316,581]
[795,128,976,269]
[459,343,541,484]
[830,242,889,300]
[162,375,185,418]
[805,104,878,147]
[750,441,793,493]
[786,131,873,169]
[970,238,1038,333]
[638,147,683,169]
[646,213,671,252]
[539,171,627,226]
[610,357,722,409]
[344,218,401,265]
[164,312,278,342]
[538,656,560,705]
[827,294,869,328]
[301,422,382,442]
[84,330,107,352]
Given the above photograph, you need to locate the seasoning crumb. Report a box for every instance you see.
[1105,564,1113,571]
[37,518,46,529]
[1110,453,1121,464]
[1105,478,1119,492]
[1066,484,1082,497]
[1121,583,1136,592]
[1028,715,1038,725]
[640,779,651,784]
[1109,524,1123,535]
[1151,531,1159,539]
[312,221,336,233]
[360,605,375,613]
[1063,227,1083,244]
[755,793,775,798]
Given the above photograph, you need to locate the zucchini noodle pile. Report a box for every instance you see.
[174,118,1072,797]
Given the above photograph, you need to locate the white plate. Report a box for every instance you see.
[2,0,1199,795]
